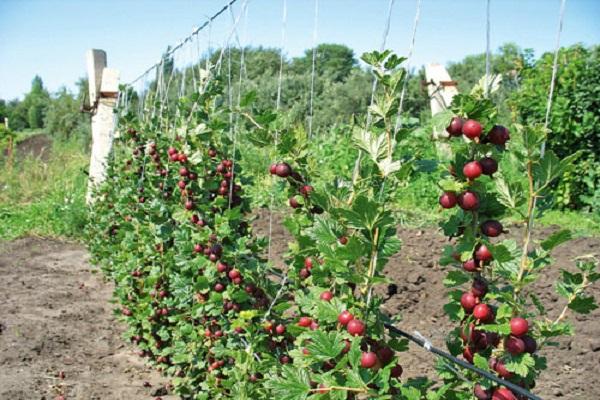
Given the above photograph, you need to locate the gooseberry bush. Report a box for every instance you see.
[86,49,598,400]
[435,84,599,399]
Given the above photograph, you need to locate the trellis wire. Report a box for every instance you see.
[484,0,491,97]
[351,0,396,186]
[525,0,567,247]
[307,0,319,138]
[267,0,288,262]
[228,0,249,209]
[126,0,239,88]
[393,0,423,138]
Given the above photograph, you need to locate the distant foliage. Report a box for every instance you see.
[510,44,600,210]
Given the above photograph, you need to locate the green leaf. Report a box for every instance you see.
[305,330,346,361]
[266,365,311,400]
[473,353,489,371]
[540,229,572,251]
[530,293,546,316]
[568,295,598,314]
[443,270,471,287]
[504,353,535,377]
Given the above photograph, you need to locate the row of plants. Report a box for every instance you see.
[86,50,598,400]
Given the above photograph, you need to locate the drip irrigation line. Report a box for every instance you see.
[127,0,239,87]
[265,267,541,400]
[384,324,543,400]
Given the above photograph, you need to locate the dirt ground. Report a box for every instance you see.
[0,215,598,399]
[0,238,177,400]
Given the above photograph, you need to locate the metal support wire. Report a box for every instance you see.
[127,0,239,87]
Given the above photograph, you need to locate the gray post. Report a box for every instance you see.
[86,49,120,204]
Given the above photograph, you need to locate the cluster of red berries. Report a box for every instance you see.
[269,162,319,212]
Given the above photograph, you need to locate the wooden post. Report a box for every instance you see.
[4,118,13,172]
[86,49,120,204]
[425,63,459,158]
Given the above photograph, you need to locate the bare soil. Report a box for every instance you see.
[0,215,598,399]
[0,238,177,400]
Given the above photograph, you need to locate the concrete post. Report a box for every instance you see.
[86,49,120,204]
[425,63,459,157]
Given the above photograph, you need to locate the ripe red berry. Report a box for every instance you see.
[167,147,177,156]
[338,310,353,326]
[298,317,312,327]
[376,346,394,365]
[390,363,403,378]
[510,317,529,337]
[338,236,348,245]
[214,283,225,292]
[492,359,513,379]
[216,262,228,273]
[439,192,458,209]
[473,304,493,322]
[458,191,479,210]
[463,161,483,180]
[522,335,537,353]
[299,268,311,279]
[492,387,517,400]
[289,197,301,209]
[178,153,188,163]
[475,244,493,262]
[460,292,478,313]
[471,279,488,298]
[299,185,313,196]
[228,269,241,280]
[481,220,503,237]
[304,257,313,270]
[505,335,526,355]
[474,384,492,400]
[179,167,188,176]
[269,164,277,174]
[462,119,482,140]
[487,125,510,146]
[275,163,292,178]
[279,355,291,364]
[320,291,333,301]
[463,259,479,272]
[446,116,464,136]
[178,180,187,189]
[360,352,378,368]
[462,346,475,363]
[275,324,286,335]
[185,200,194,210]
[208,149,217,158]
[347,319,365,336]
[480,157,498,176]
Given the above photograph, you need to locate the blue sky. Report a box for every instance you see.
[0,0,598,100]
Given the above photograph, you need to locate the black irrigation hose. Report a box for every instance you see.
[384,323,543,400]
[268,269,541,400]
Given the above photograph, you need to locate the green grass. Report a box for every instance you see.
[0,136,89,241]
[538,209,600,237]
